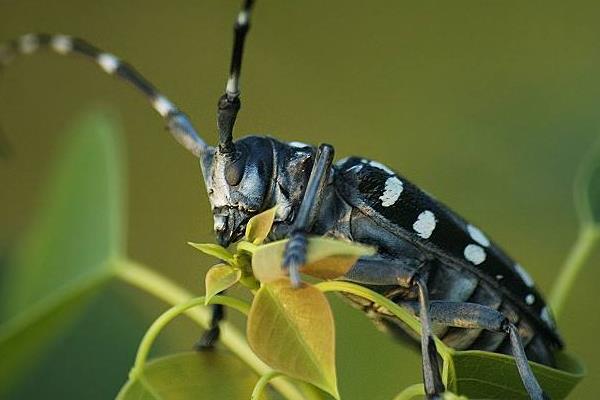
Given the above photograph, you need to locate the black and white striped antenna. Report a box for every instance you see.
[217,0,255,154]
[0,33,209,158]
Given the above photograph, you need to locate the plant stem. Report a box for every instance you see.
[251,371,283,400]
[115,259,305,400]
[316,281,447,355]
[550,226,600,318]
[130,294,250,376]
[316,281,421,335]
[391,383,424,400]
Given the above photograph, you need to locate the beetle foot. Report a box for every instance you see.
[194,326,220,351]
[282,232,307,288]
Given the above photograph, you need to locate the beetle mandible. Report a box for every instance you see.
[0,1,561,399]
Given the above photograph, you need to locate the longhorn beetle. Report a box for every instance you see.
[1,1,560,399]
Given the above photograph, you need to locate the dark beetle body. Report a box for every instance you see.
[225,136,562,367]
[333,157,562,366]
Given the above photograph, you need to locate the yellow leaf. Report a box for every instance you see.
[204,264,241,305]
[252,237,375,283]
[247,280,339,399]
[188,242,235,265]
[245,206,278,244]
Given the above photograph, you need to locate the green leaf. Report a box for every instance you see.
[443,348,584,399]
[117,352,270,399]
[317,281,585,400]
[392,383,424,400]
[204,264,242,305]
[442,392,468,400]
[0,111,124,395]
[247,279,339,399]
[574,138,600,228]
[188,242,235,265]
[252,237,375,283]
[246,206,278,244]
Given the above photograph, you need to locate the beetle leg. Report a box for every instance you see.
[344,254,421,286]
[344,255,438,395]
[282,144,335,287]
[342,256,444,397]
[194,303,225,351]
[411,275,445,399]
[406,301,548,400]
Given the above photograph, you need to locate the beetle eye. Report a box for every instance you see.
[225,155,245,186]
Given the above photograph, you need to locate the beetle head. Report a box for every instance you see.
[200,136,274,246]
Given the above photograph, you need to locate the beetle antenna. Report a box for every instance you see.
[217,0,255,154]
[0,34,208,158]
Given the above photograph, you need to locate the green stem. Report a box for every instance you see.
[316,281,447,355]
[550,226,600,318]
[130,294,250,376]
[316,281,420,335]
[251,371,283,400]
[392,383,424,400]
[115,260,305,400]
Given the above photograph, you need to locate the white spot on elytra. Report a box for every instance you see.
[19,34,39,54]
[51,35,73,54]
[413,210,437,239]
[525,294,535,305]
[514,263,534,287]
[152,95,175,117]
[464,244,486,265]
[540,306,556,328]
[97,53,119,74]
[496,274,504,280]
[289,141,309,148]
[467,224,490,247]
[380,176,403,207]
[369,160,395,175]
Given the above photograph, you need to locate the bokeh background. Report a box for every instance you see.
[1,0,600,398]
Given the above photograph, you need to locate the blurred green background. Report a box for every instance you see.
[1,0,600,398]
